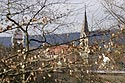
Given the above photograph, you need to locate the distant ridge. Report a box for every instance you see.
[0,29,125,47]
[0,32,80,47]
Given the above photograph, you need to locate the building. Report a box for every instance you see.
[79,7,125,70]
[79,7,90,64]
[11,28,24,49]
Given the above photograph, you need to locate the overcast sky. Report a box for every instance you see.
[0,0,107,37]
[55,0,107,33]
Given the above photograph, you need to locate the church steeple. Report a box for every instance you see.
[80,6,89,49]
[79,6,91,65]
[81,5,89,36]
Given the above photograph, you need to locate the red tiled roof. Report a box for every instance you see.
[47,45,69,55]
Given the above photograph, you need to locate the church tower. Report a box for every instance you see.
[11,28,24,50]
[79,7,91,65]
[80,6,89,52]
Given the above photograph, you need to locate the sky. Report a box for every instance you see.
[53,0,108,33]
[0,0,106,37]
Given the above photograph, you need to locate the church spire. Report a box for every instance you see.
[79,6,90,64]
[80,5,89,48]
[81,5,89,35]
[83,5,89,33]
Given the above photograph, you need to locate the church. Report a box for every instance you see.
[79,7,125,70]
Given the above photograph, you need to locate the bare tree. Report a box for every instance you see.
[0,0,79,83]
[100,0,125,70]
[101,0,125,25]
[1,0,125,83]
